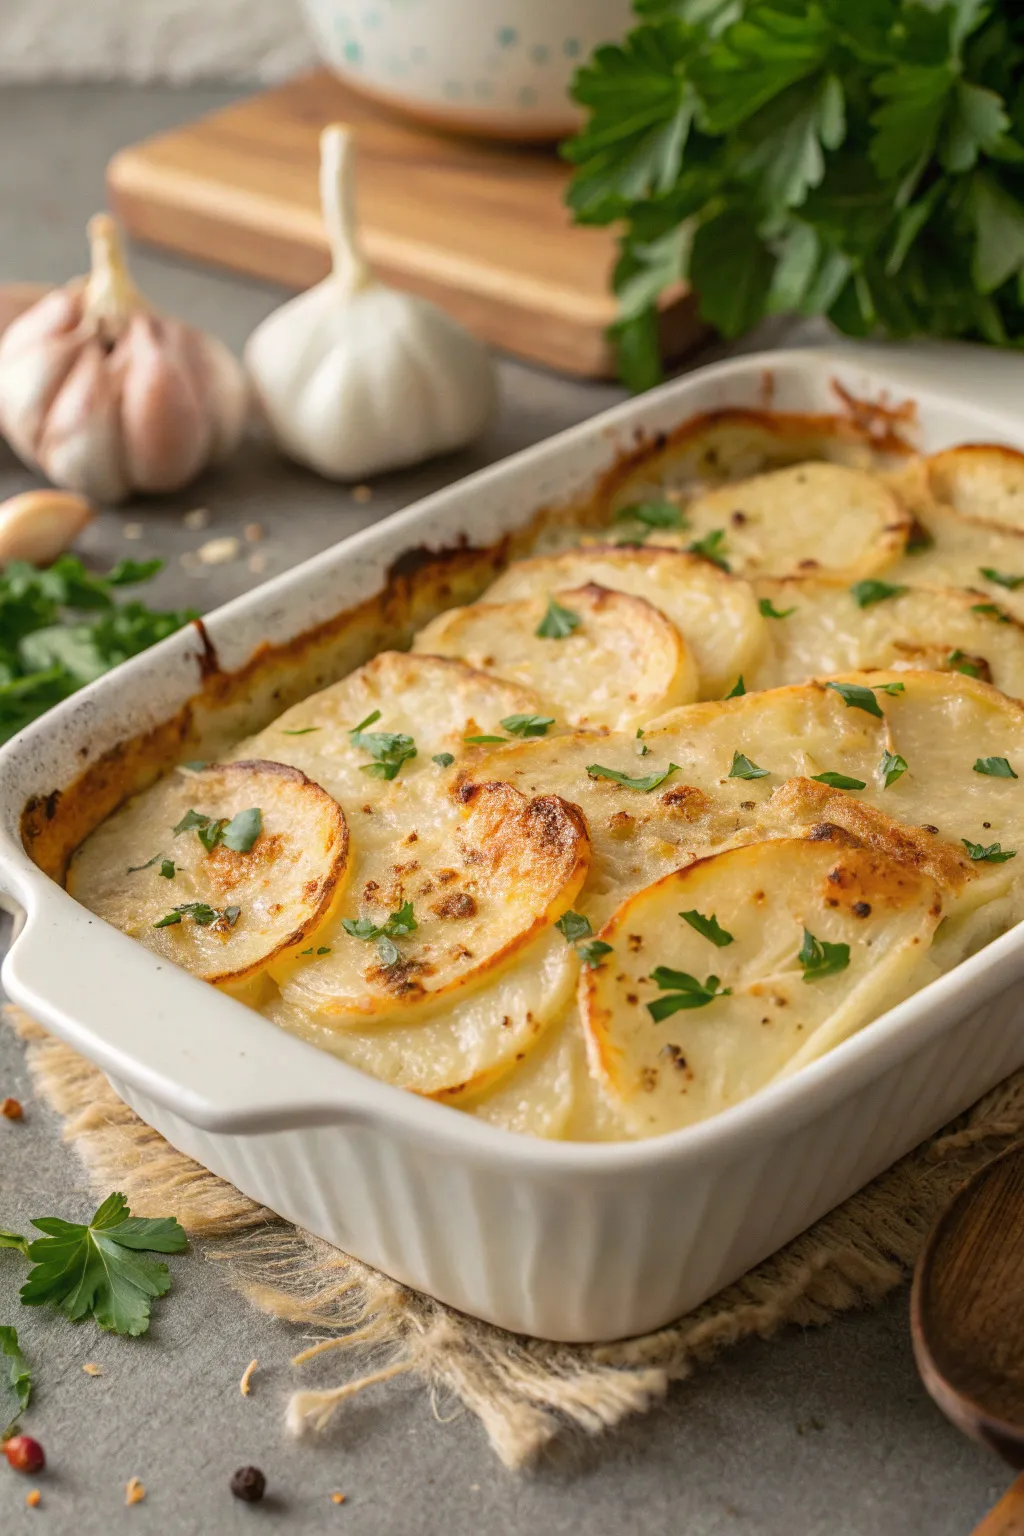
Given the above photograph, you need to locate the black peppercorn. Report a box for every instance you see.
[231,1466,266,1503]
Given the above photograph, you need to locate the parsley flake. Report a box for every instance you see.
[687,529,730,570]
[962,839,1016,863]
[0,1325,31,1435]
[222,807,262,853]
[647,967,731,1021]
[797,929,850,983]
[758,597,796,620]
[127,852,168,874]
[281,726,320,735]
[971,603,1009,621]
[728,751,768,780]
[880,750,908,788]
[825,680,904,717]
[556,910,593,945]
[159,859,175,879]
[154,902,240,929]
[536,597,581,639]
[680,909,733,947]
[974,756,1018,778]
[614,499,686,535]
[342,901,418,947]
[850,579,907,609]
[981,567,1024,591]
[349,711,417,781]
[432,752,455,768]
[725,675,746,698]
[586,761,680,792]
[810,771,866,790]
[578,939,613,969]
[464,734,507,745]
[501,713,555,737]
[17,1192,187,1336]
[947,649,982,678]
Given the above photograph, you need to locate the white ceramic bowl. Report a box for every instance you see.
[299,0,634,139]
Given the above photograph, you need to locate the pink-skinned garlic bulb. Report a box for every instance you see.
[0,216,248,503]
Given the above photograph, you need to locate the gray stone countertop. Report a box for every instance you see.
[0,82,1009,1536]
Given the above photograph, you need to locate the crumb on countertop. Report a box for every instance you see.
[1,1095,23,1119]
[25,1490,41,1509]
[197,536,240,566]
[125,1477,146,1506]
[352,484,373,503]
[331,1491,347,1505]
[183,507,210,530]
[244,522,263,543]
[240,1358,258,1397]
[122,522,144,540]
[82,1362,104,1377]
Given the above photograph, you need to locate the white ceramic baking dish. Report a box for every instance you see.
[4,343,1024,1344]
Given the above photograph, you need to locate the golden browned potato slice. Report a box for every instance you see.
[67,761,349,986]
[413,583,699,730]
[265,929,578,1101]
[581,838,944,1137]
[481,546,763,698]
[274,779,590,1023]
[649,463,911,581]
[462,1009,584,1137]
[888,500,1024,623]
[234,651,542,810]
[928,445,1024,532]
[750,579,1024,699]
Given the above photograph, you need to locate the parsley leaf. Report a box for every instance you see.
[342,901,418,947]
[680,909,734,947]
[725,675,746,698]
[947,649,982,678]
[798,928,850,982]
[971,602,1009,621]
[349,712,417,781]
[728,751,768,780]
[962,839,1016,863]
[850,579,907,608]
[578,939,613,969]
[825,680,904,717]
[464,735,508,745]
[647,967,731,1021]
[127,852,166,874]
[536,597,581,639]
[880,750,908,788]
[687,529,730,570]
[500,713,555,737]
[282,726,320,735]
[759,597,796,620]
[0,1325,31,1435]
[154,903,240,929]
[432,752,455,768]
[974,756,1018,778]
[614,499,687,535]
[222,807,262,853]
[18,1192,187,1336]
[586,761,680,791]
[980,567,1024,590]
[811,771,866,790]
[556,910,593,945]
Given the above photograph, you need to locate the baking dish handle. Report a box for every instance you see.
[2,892,375,1135]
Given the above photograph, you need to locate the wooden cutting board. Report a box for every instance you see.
[106,70,702,378]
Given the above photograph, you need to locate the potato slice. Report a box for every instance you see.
[463,1009,584,1138]
[67,761,349,986]
[482,546,763,698]
[413,583,698,730]
[928,445,1024,533]
[275,779,589,1022]
[750,579,1024,699]
[653,462,911,581]
[265,929,577,1100]
[581,838,943,1136]
[234,651,542,810]
[888,501,1024,623]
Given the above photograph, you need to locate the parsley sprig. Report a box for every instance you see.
[586,761,680,791]
[536,597,581,638]
[798,928,850,982]
[680,909,734,947]
[349,711,418,780]
[647,967,731,1021]
[0,1326,31,1436]
[154,902,240,929]
[343,901,418,967]
[172,806,262,855]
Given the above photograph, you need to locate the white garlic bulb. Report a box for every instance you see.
[0,217,248,504]
[245,125,496,481]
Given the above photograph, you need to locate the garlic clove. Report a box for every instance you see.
[0,284,51,344]
[0,490,93,565]
[119,316,211,492]
[39,342,128,505]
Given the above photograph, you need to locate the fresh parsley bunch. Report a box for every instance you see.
[564,0,1024,389]
[0,554,196,741]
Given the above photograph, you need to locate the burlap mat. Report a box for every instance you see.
[7,1004,1023,1468]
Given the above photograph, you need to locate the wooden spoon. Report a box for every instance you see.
[912,1141,1024,1534]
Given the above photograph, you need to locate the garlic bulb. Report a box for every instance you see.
[0,284,50,344]
[245,125,496,481]
[0,217,248,504]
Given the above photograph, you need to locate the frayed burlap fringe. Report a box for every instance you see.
[8,1004,1024,1468]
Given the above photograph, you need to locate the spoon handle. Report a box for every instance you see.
[973,1473,1024,1536]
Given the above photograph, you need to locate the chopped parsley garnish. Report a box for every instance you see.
[850,579,907,609]
[614,499,686,535]
[127,852,175,876]
[464,735,507,745]
[15,1191,187,1337]
[962,840,1016,863]
[555,910,593,945]
[758,597,795,620]
[586,761,680,792]
[879,750,908,788]
[680,909,733,947]
[282,726,320,735]
[171,806,262,855]
[578,939,613,969]
[159,859,175,879]
[725,675,746,698]
[535,597,581,639]
[687,529,729,570]
[971,603,1009,621]
[980,567,1024,590]
[0,1325,31,1435]
[974,756,1018,778]
[825,680,904,717]
[797,928,850,982]
[349,710,417,780]
[647,967,731,1020]
[299,945,333,955]
[432,752,455,768]
[154,902,240,929]
[947,649,982,678]
[343,901,417,965]
[728,751,768,780]
[501,713,555,737]
[810,771,866,790]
